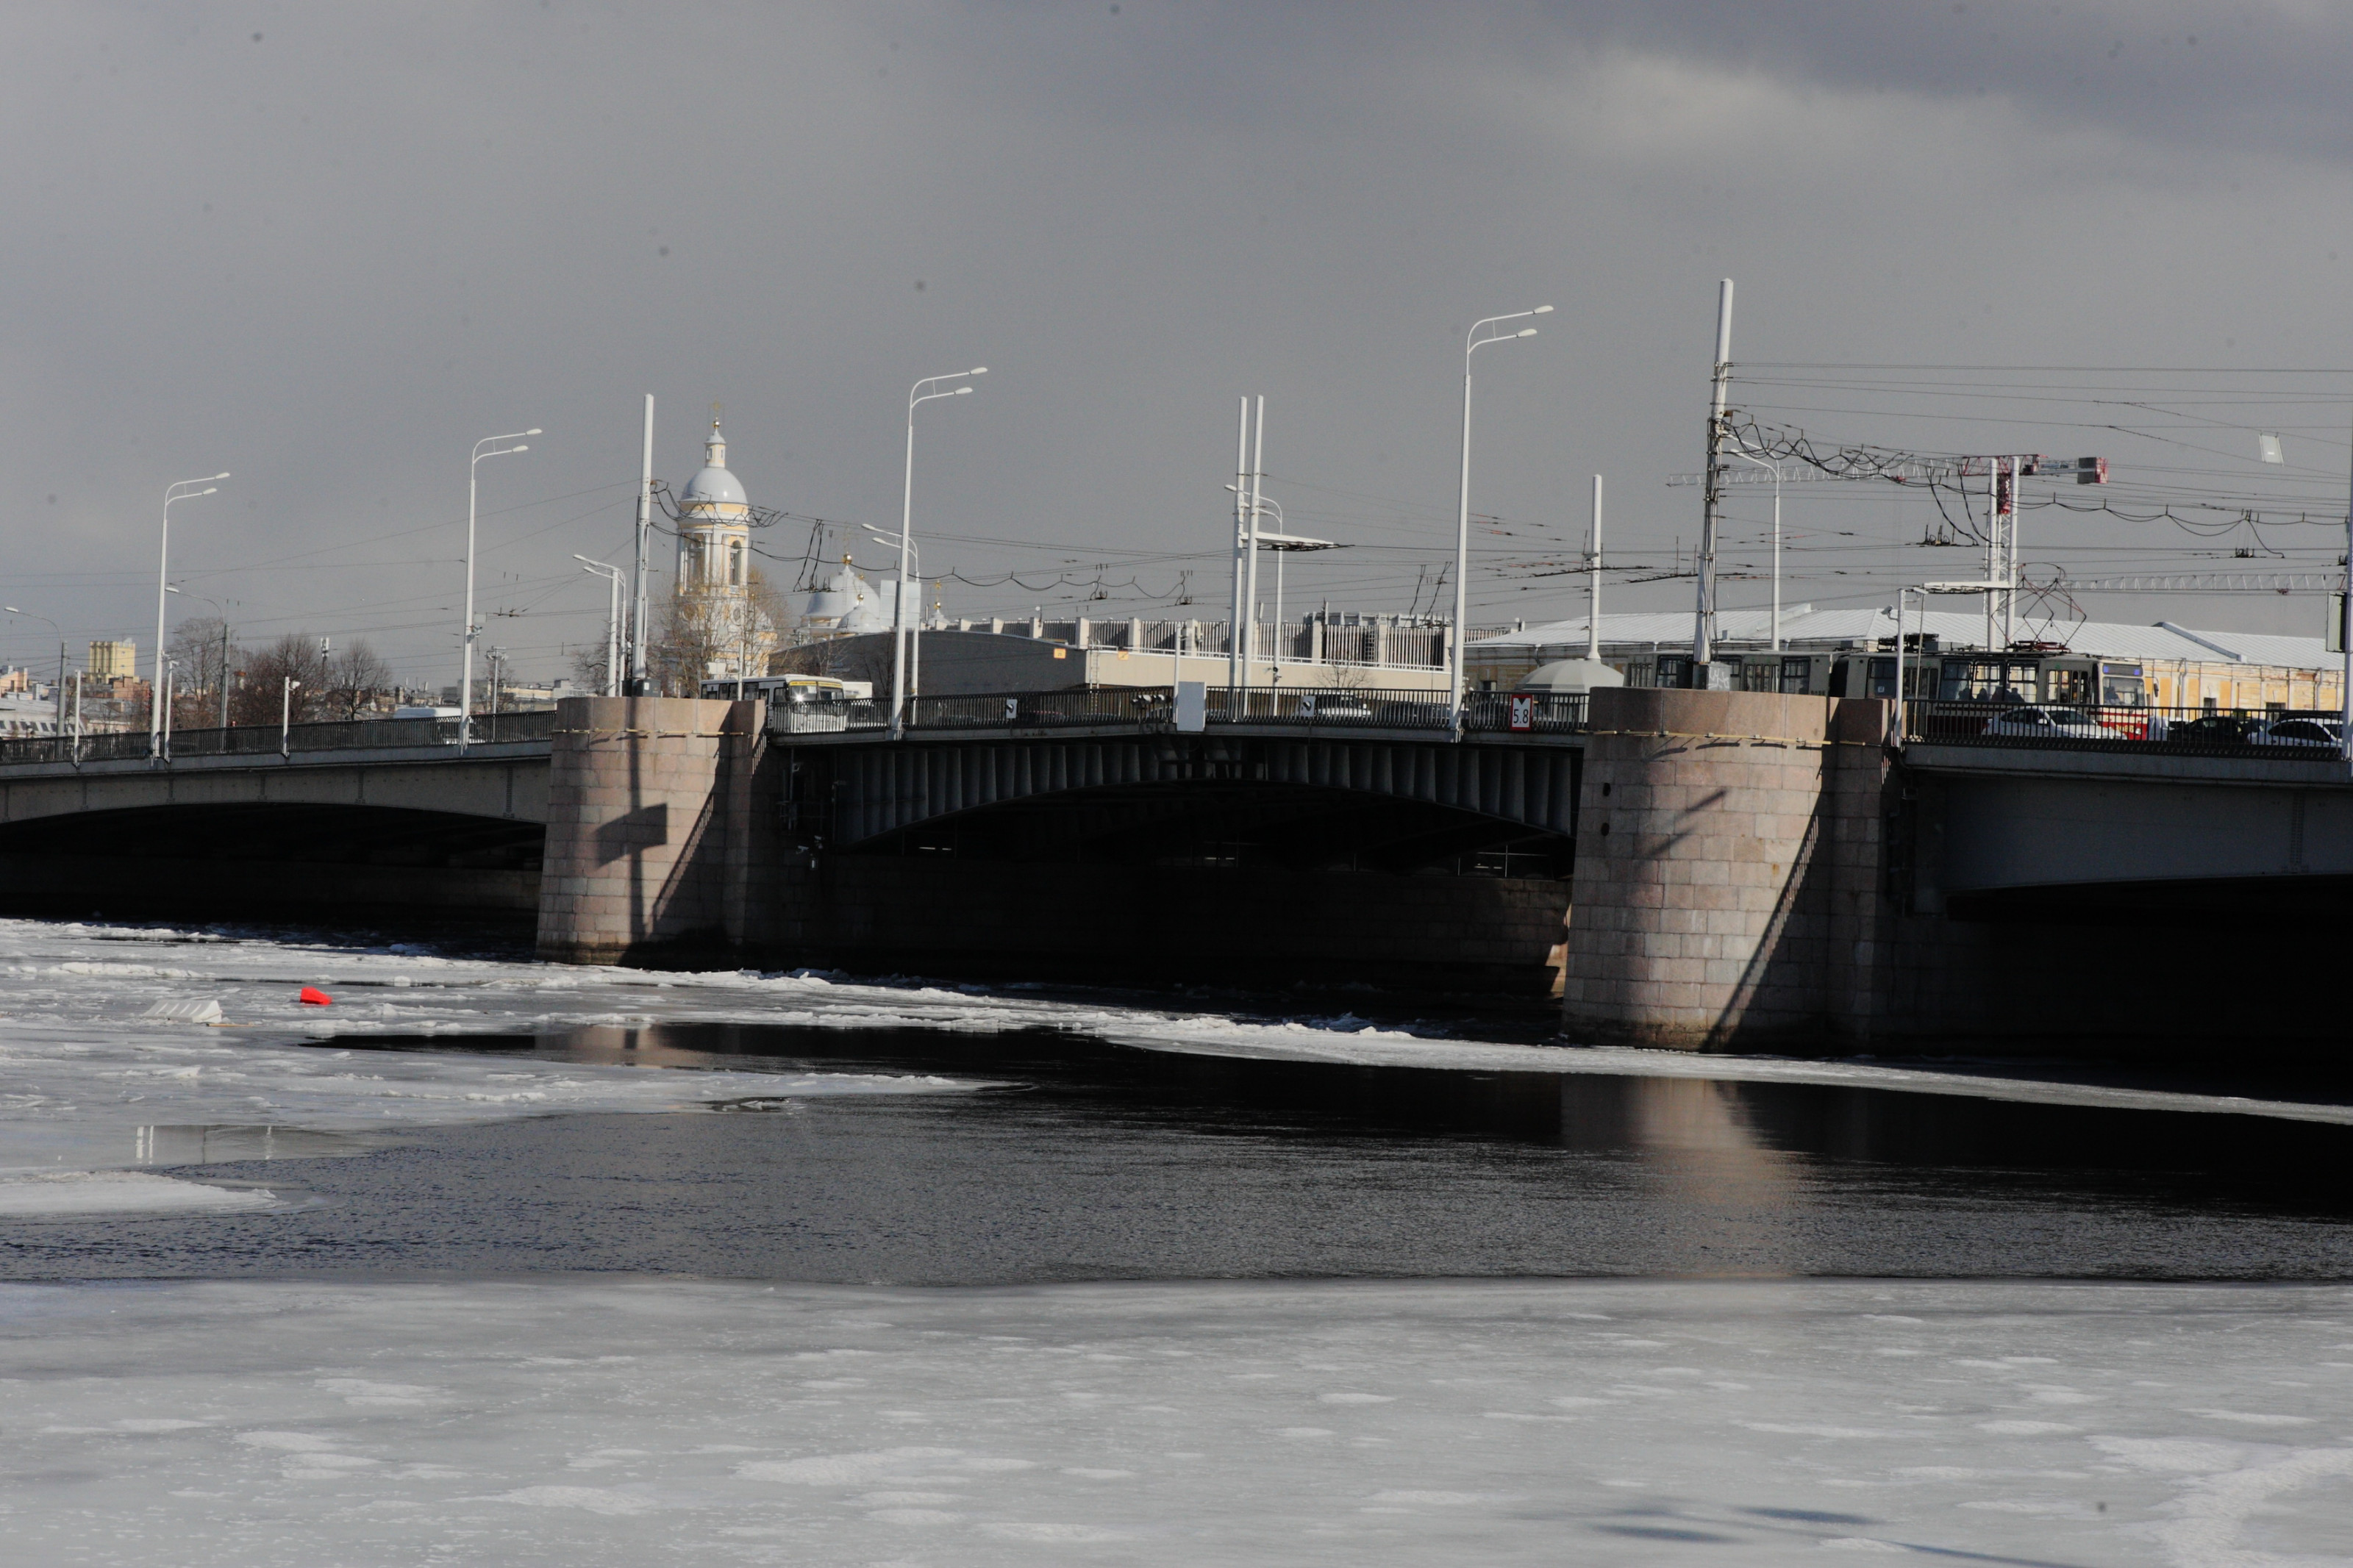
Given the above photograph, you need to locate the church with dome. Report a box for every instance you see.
[668,418,779,684]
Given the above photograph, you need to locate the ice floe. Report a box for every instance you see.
[0,1276,2342,1564]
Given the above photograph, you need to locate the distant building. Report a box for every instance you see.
[794,560,913,640]
[671,420,777,681]
[87,640,135,680]
[0,692,58,737]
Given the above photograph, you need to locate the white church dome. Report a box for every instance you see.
[679,419,748,511]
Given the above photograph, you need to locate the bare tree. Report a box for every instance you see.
[168,615,240,729]
[321,640,393,719]
[230,634,333,726]
[646,567,793,695]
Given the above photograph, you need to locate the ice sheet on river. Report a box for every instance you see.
[0,1276,2345,1566]
[0,921,983,1202]
[0,918,2341,1194]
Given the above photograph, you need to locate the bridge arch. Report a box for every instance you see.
[794,734,1579,874]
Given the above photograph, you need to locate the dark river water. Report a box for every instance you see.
[9,1022,2352,1283]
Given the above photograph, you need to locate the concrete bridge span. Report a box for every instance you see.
[1902,745,2353,920]
[0,742,549,918]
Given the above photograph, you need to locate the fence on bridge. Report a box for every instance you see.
[0,709,559,767]
[1902,700,2346,759]
[778,687,1590,737]
[0,687,1593,767]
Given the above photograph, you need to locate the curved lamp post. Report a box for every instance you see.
[152,473,228,758]
[893,369,984,740]
[1451,307,1549,737]
[459,429,540,751]
[574,556,626,698]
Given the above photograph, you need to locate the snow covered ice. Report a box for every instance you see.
[2,1278,2348,1565]
[1,917,2351,1562]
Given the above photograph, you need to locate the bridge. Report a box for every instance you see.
[1,687,2346,1049]
[0,715,554,917]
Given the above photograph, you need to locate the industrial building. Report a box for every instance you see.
[1469,607,2343,713]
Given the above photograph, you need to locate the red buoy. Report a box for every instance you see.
[299,987,334,1006]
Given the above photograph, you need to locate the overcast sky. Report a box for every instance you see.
[7,1,2353,687]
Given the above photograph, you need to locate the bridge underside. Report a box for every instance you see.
[776,740,1579,1001]
[0,803,543,923]
[854,782,1572,878]
[1945,872,2353,925]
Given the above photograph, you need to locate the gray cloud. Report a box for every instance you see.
[1,1,2347,690]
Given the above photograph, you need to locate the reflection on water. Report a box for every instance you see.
[132,1125,385,1167]
[16,1019,2345,1285]
[340,1020,2353,1212]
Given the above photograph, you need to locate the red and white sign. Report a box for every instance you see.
[1507,695,1537,732]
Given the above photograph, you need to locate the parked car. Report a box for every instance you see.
[2153,713,2260,746]
[1374,698,1455,729]
[1980,705,2121,740]
[2249,716,2343,748]
[1296,695,1377,721]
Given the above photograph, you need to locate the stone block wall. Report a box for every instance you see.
[535,696,766,963]
[1560,687,1892,1050]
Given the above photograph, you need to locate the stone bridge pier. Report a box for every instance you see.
[1561,688,1893,1050]
[535,696,777,964]
[1563,685,2353,1055]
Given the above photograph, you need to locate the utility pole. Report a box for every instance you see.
[1587,475,1603,662]
[1243,396,1266,706]
[630,395,654,696]
[1693,279,1734,680]
[218,621,231,728]
[2342,407,2352,771]
[1226,398,1249,698]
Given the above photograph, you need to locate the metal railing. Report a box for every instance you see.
[872,687,1590,737]
[0,709,559,767]
[1903,701,2346,758]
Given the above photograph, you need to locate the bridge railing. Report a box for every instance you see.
[886,687,1589,735]
[1902,700,2346,758]
[0,709,559,767]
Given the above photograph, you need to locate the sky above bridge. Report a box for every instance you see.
[5,2,2352,687]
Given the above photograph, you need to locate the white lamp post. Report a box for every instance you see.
[574,555,626,698]
[893,369,985,740]
[459,429,540,752]
[279,677,301,759]
[1452,307,1550,737]
[152,473,228,758]
[864,523,926,719]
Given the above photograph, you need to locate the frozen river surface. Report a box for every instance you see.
[1,918,2350,1564]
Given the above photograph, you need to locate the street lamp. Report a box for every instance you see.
[893,368,985,740]
[152,472,228,758]
[1723,448,1785,654]
[863,523,926,713]
[459,429,540,751]
[1219,494,1340,684]
[4,606,67,745]
[1452,307,1550,737]
[1895,579,2010,743]
[574,555,626,698]
[280,677,301,759]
